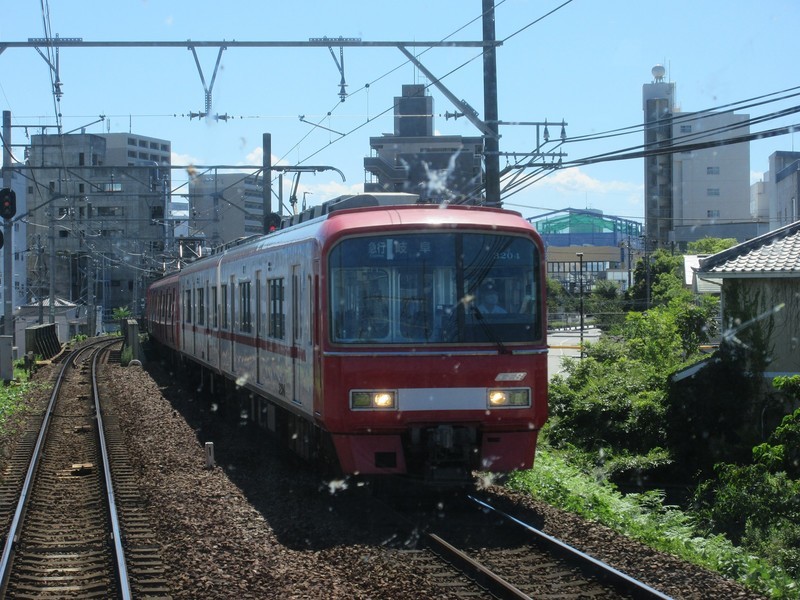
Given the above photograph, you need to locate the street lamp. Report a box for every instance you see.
[576,252,584,358]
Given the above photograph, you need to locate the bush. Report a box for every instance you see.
[120,345,133,367]
[510,449,798,596]
[692,387,800,581]
[693,463,800,578]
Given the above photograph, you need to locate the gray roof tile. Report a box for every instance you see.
[698,220,800,276]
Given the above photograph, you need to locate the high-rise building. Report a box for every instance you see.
[188,172,265,248]
[642,65,762,249]
[364,84,484,203]
[766,151,800,229]
[25,132,171,319]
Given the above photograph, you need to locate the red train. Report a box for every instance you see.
[146,196,548,484]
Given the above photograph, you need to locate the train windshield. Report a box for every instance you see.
[329,232,542,345]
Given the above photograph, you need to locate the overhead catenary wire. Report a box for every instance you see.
[7,2,798,220]
[498,94,800,202]
[280,0,577,177]
[9,0,586,207]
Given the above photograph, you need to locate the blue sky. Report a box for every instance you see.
[2,0,798,223]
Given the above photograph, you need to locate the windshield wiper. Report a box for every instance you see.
[472,306,509,354]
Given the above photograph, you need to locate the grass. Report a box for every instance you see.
[507,448,799,599]
[0,363,40,438]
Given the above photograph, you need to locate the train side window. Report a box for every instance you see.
[212,286,218,328]
[221,284,228,329]
[239,281,252,333]
[197,287,205,326]
[268,277,285,339]
[255,271,262,337]
[184,289,192,324]
[230,277,236,331]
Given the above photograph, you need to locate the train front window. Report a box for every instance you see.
[329,232,541,345]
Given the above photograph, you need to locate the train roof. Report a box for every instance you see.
[150,201,539,285]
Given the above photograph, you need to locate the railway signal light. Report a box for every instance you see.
[0,188,16,220]
[265,212,281,233]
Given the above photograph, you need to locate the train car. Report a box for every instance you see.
[146,197,548,484]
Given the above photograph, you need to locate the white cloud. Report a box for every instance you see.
[505,167,644,220]
[171,151,201,167]
[537,168,641,198]
[242,146,289,167]
[243,146,263,166]
[277,180,363,211]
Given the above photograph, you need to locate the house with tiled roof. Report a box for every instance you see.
[696,220,800,377]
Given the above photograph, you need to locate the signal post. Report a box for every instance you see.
[1,111,14,379]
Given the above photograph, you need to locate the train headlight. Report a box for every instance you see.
[487,388,530,408]
[351,390,397,410]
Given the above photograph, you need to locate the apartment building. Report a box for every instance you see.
[25,132,171,318]
[643,65,763,249]
[188,172,265,249]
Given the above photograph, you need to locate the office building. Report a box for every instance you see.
[643,65,761,249]
[364,84,484,203]
[188,172,265,248]
[25,132,171,319]
[765,151,800,229]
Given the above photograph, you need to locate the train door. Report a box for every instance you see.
[191,284,197,357]
[209,283,219,370]
[172,287,179,348]
[255,270,262,384]
[182,285,191,354]
[291,265,300,404]
[291,263,313,410]
[230,274,236,373]
[195,281,204,359]
[205,281,211,362]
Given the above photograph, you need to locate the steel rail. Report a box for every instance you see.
[92,342,133,600]
[0,338,127,596]
[0,344,81,590]
[467,495,673,600]
[425,531,533,600]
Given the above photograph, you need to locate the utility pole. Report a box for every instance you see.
[87,254,95,336]
[262,133,272,221]
[482,0,501,207]
[49,201,56,323]
[642,236,651,310]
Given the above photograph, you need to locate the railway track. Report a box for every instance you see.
[361,488,673,599]
[438,494,672,599]
[0,340,171,599]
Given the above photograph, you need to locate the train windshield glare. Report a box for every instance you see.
[329,232,541,344]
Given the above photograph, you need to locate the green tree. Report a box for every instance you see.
[547,277,577,321]
[627,249,683,310]
[585,279,625,331]
[547,304,705,479]
[113,306,132,321]
[763,376,800,478]
[687,237,738,255]
[692,384,800,578]
[547,341,671,477]
[546,277,566,305]
[667,295,719,357]
[650,271,692,306]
